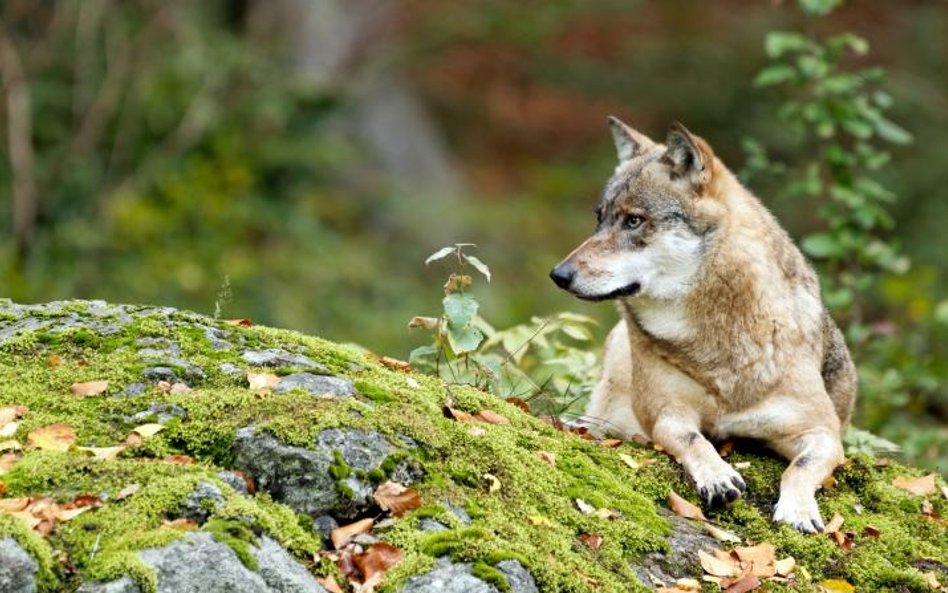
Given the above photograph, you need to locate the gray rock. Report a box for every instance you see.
[77,576,140,593]
[251,536,328,593]
[274,373,354,397]
[0,538,37,593]
[126,402,187,424]
[418,518,449,532]
[496,561,538,593]
[179,482,225,523]
[121,382,148,397]
[316,428,392,471]
[232,428,339,517]
[140,366,180,383]
[217,471,249,495]
[633,511,721,587]
[219,362,243,376]
[242,349,327,373]
[444,502,472,525]
[312,515,339,546]
[399,559,495,593]
[203,327,235,351]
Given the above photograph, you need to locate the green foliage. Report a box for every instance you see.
[410,246,599,417]
[746,1,946,471]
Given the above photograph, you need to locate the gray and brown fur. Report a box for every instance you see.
[550,118,856,533]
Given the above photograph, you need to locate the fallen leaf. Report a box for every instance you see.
[891,474,936,496]
[125,432,142,447]
[862,525,881,538]
[156,381,172,393]
[0,422,18,438]
[474,409,510,425]
[70,380,109,396]
[405,377,420,389]
[247,372,280,390]
[922,572,941,590]
[163,454,195,465]
[618,453,640,470]
[316,576,345,593]
[115,484,140,500]
[0,441,21,452]
[536,451,556,466]
[723,569,760,593]
[379,356,412,373]
[48,354,63,367]
[78,445,126,460]
[718,440,735,458]
[505,397,530,412]
[593,507,620,520]
[0,405,27,428]
[132,423,165,438]
[27,424,76,452]
[0,453,19,474]
[578,533,603,550]
[528,515,553,527]
[825,512,844,533]
[482,473,501,494]
[699,550,742,578]
[225,319,253,327]
[822,475,837,489]
[373,481,422,517]
[575,498,596,515]
[774,557,796,576]
[703,522,741,543]
[443,406,475,423]
[668,490,706,521]
[819,579,855,593]
[331,518,374,549]
[163,518,198,530]
[920,498,934,516]
[0,481,6,496]
[169,382,192,394]
[733,543,776,577]
[0,497,31,512]
[407,316,439,330]
[676,577,702,591]
[600,438,622,447]
[468,426,486,437]
[352,541,403,581]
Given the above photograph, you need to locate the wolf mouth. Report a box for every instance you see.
[576,282,641,301]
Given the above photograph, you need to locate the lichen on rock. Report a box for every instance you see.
[0,299,945,593]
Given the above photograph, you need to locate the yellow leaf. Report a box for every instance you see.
[668,490,706,521]
[78,445,126,460]
[27,424,76,452]
[775,557,796,577]
[482,473,501,494]
[698,550,741,578]
[132,423,165,438]
[528,516,553,527]
[820,579,856,593]
[247,372,280,390]
[618,453,640,470]
[891,474,937,497]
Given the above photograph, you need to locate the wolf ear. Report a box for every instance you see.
[608,116,654,163]
[662,122,714,186]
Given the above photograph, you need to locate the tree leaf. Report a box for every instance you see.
[699,550,742,578]
[352,542,403,581]
[464,256,491,283]
[331,518,374,549]
[247,371,280,390]
[78,445,126,460]
[668,491,706,521]
[373,481,422,517]
[891,474,936,496]
[820,579,855,593]
[578,533,603,550]
[70,380,109,396]
[474,410,510,425]
[27,424,76,452]
[443,293,478,328]
[132,423,165,438]
[425,246,456,265]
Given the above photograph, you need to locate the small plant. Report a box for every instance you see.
[213,275,232,320]
[409,245,599,418]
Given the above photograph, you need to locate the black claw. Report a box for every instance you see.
[811,519,824,533]
[725,488,740,503]
[731,476,747,492]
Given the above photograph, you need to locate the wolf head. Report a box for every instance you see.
[550,117,726,302]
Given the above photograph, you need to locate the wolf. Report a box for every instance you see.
[550,117,856,533]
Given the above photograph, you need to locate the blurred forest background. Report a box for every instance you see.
[0,0,945,471]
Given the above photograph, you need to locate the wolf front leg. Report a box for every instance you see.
[651,411,746,506]
[770,428,844,533]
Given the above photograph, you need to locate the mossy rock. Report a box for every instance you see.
[0,299,945,592]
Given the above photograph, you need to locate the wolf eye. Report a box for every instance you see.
[622,215,645,230]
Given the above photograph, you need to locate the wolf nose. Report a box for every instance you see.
[549,262,576,290]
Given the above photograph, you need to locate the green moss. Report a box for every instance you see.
[204,519,259,571]
[472,561,510,592]
[0,515,60,592]
[354,380,397,403]
[329,450,351,479]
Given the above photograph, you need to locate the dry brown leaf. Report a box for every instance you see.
[774,557,796,577]
[0,441,21,452]
[78,445,126,460]
[163,454,195,465]
[0,497,31,513]
[70,380,109,396]
[703,522,741,543]
[578,533,603,550]
[862,525,881,538]
[156,381,173,393]
[407,316,439,330]
[331,518,374,549]
[668,490,706,521]
[352,542,403,581]
[125,433,143,448]
[373,481,422,517]
[536,451,556,466]
[505,397,530,412]
[0,453,20,475]
[316,576,345,593]
[825,512,844,533]
[163,518,198,530]
[474,409,511,425]
[821,475,838,489]
[27,424,76,452]
[0,405,27,430]
[115,483,141,500]
[443,406,476,423]
[379,356,412,373]
[922,572,941,590]
[698,550,742,578]
[891,474,937,496]
[723,569,760,593]
[733,543,776,577]
[600,438,623,447]
[921,498,934,516]
[48,354,63,367]
[718,439,735,458]
[225,319,253,327]
[247,372,280,390]
[675,577,702,591]
[169,382,192,394]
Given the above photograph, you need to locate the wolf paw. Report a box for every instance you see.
[773,493,824,534]
[693,464,746,507]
